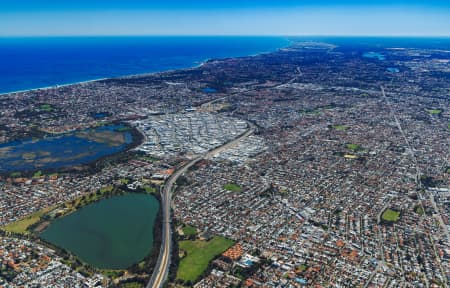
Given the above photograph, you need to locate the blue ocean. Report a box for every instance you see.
[0,36,289,94]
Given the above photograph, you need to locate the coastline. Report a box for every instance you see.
[0,38,291,97]
[0,77,109,97]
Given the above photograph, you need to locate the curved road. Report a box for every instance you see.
[147,123,255,288]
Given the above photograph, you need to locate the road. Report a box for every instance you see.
[381,86,447,286]
[147,123,255,288]
[147,67,297,288]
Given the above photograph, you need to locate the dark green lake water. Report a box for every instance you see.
[40,194,160,269]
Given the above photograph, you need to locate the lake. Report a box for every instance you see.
[202,87,217,93]
[363,51,386,60]
[0,124,133,174]
[40,194,160,269]
[387,67,400,73]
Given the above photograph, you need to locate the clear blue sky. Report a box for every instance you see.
[1,0,449,36]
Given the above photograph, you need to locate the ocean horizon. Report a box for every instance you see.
[3,36,450,95]
[0,36,290,94]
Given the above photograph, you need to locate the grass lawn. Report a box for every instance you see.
[99,185,114,194]
[414,206,425,216]
[143,185,156,194]
[100,269,125,279]
[33,170,43,178]
[300,108,321,116]
[68,185,118,210]
[297,264,308,272]
[140,155,159,162]
[182,225,197,236]
[346,143,364,152]
[115,126,131,132]
[332,125,349,131]
[40,104,53,112]
[382,209,400,222]
[122,282,144,288]
[10,171,22,178]
[176,236,234,283]
[3,185,119,234]
[223,183,242,192]
[2,207,53,234]
[426,109,442,115]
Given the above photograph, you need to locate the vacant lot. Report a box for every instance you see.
[176,236,234,283]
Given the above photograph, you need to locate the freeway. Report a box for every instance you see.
[147,123,255,288]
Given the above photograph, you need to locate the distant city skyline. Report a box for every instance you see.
[1,0,450,36]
